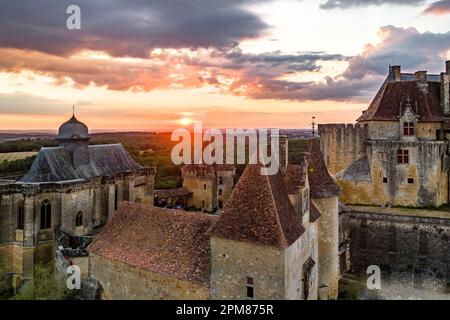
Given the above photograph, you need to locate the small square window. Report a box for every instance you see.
[383,177,388,183]
[203,184,207,190]
[408,178,414,184]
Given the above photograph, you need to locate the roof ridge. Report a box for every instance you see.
[264,167,289,248]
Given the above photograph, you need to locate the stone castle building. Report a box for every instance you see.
[181,164,235,212]
[320,61,450,207]
[89,138,342,300]
[320,61,450,291]
[0,115,155,289]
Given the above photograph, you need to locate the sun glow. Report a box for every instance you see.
[178,117,193,126]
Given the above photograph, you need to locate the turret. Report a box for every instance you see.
[308,139,341,299]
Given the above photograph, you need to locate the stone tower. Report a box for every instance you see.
[182,164,235,212]
[308,139,341,299]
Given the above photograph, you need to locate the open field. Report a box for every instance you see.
[0,152,37,162]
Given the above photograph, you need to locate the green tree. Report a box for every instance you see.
[0,262,13,299]
[11,264,73,300]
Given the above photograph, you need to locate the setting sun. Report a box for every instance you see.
[178,117,193,126]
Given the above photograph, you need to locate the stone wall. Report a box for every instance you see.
[210,237,286,299]
[349,209,450,287]
[314,196,339,299]
[184,176,216,211]
[338,140,448,207]
[90,253,209,300]
[216,171,234,209]
[319,124,367,175]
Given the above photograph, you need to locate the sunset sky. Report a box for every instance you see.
[0,0,449,131]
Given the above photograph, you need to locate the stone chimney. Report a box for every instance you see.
[442,61,450,114]
[415,71,427,84]
[390,65,401,81]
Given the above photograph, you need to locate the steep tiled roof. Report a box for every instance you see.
[283,163,307,194]
[208,164,305,248]
[155,187,192,199]
[357,79,444,122]
[308,140,341,198]
[89,202,216,286]
[19,144,143,183]
[310,200,322,223]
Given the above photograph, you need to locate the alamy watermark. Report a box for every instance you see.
[66,5,81,30]
[66,265,81,290]
[171,121,281,175]
[366,265,381,290]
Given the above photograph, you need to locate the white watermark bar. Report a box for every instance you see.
[171,121,281,175]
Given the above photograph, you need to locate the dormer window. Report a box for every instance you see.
[403,122,414,136]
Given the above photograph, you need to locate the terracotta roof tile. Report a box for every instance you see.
[357,80,444,122]
[89,202,216,286]
[308,140,341,198]
[208,164,305,248]
[283,163,307,194]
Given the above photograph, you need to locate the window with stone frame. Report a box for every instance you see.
[17,203,24,230]
[246,277,254,299]
[76,211,83,227]
[40,200,52,229]
[403,122,414,136]
[397,149,409,164]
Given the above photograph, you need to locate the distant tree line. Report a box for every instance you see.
[0,157,36,179]
[0,139,56,153]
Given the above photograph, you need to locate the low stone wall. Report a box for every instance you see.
[90,253,209,300]
[348,207,450,288]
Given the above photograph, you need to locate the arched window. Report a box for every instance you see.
[75,211,83,227]
[40,200,52,229]
[17,203,24,230]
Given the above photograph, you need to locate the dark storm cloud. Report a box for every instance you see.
[342,26,450,80]
[422,0,450,15]
[0,0,269,58]
[320,0,424,9]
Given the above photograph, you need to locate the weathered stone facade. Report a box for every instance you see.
[182,164,235,212]
[0,116,155,290]
[90,253,209,300]
[320,62,450,207]
[348,206,450,288]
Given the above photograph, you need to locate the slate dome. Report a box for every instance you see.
[56,115,90,141]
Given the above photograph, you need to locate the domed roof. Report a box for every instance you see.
[56,115,90,141]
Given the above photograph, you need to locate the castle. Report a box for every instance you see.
[0,115,155,290]
[89,137,342,300]
[320,61,450,207]
[320,61,450,291]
